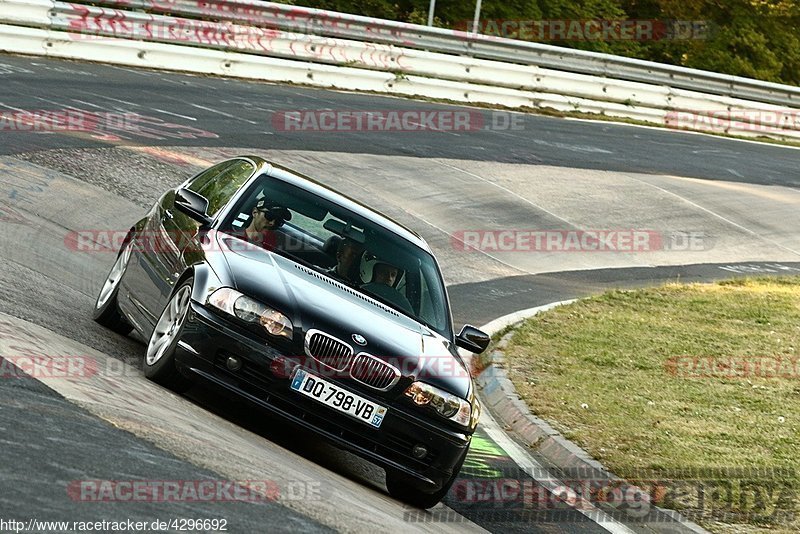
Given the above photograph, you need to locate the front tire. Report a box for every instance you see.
[144,277,194,392]
[93,236,134,335]
[386,446,469,509]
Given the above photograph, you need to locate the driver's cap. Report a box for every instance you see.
[256,200,292,222]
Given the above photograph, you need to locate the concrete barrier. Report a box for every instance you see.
[1,0,800,142]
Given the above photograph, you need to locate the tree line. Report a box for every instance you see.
[288,0,799,86]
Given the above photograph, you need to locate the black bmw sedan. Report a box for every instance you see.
[93,156,490,508]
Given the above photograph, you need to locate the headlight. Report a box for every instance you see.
[207,288,293,339]
[404,381,473,427]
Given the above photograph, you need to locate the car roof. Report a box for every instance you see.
[241,155,433,254]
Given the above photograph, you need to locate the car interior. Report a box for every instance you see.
[220,178,448,333]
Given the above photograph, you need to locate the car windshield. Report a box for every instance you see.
[221,173,452,337]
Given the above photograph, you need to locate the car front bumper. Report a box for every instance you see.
[174,301,471,492]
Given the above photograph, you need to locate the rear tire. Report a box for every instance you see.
[93,235,134,335]
[143,277,194,393]
[386,446,469,509]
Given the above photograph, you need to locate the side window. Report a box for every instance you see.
[187,161,234,194]
[198,160,255,216]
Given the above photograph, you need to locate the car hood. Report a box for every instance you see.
[217,235,471,399]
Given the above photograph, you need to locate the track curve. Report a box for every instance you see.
[1,54,799,533]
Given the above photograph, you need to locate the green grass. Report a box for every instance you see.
[503,277,800,533]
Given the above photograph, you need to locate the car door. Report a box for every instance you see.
[129,159,254,328]
[175,159,258,270]
[157,158,256,298]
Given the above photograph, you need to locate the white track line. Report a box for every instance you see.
[70,99,104,109]
[435,161,578,227]
[625,173,800,257]
[562,116,800,152]
[81,91,141,108]
[150,108,197,121]
[189,103,258,124]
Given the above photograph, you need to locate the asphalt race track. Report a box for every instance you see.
[1,54,799,533]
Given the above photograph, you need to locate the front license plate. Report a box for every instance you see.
[290,369,387,428]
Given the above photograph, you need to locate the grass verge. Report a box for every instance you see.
[503,276,800,533]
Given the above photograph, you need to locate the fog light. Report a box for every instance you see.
[226,355,242,372]
[411,444,428,459]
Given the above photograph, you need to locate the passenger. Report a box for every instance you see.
[327,238,364,284]
[244,200,291,250]
[371,262,399,287]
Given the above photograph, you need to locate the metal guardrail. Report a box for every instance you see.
[1,0,799,141]
[78,0,800,107]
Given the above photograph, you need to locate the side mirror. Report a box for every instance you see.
[455,325,490,354]
[174,188,212,226]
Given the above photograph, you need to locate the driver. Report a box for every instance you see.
[326,238,364,284]
[244,199,291,250]
[361,260,413,314]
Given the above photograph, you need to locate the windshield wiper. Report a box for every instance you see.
[357,287,420,321]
